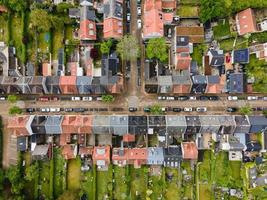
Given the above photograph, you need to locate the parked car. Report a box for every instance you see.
[158,96,166,100]
[112,107,124,111]
[50,96,59,101]
[96,96,102,101]
[196,107,207,112]
[71,96,81,101]
[73,108,86,112]
[173,107,182,112]
[143,107,151,112]
[40,108,50,112]
[183,107,193,112]
[189,96,197,100]
[99,108,108,112]
[167,28,172,38]
[126,13,131,22]
[129,107,137,112]
[263,97,267,101]
[65,108,73,112]
[247,96,258,101]
[199,96,209,101]
[82,96,93,101]
[137,19,142,29]
[26,108,35,113]
[50,108,60,112]
[38,96,49,102]
[166,96,175,101]
[208,96,219,101]
[228,96,238,101]
[0,96,6,101]
[176,96,189,101]
[227,107,238,112]
[137,6,141,15]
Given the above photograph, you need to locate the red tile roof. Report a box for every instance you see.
[79,19,96,40]
[61,144,76,160]
[143,0,163,39]
[236,8,257,35]
[93,146,111,164]
[123,134,135,142]
[176,26,204,43]
[62,116,78,134]
[162,12,173,24]
[103,18,123,39]
[206,83,224,94]
[59,76,78,94]
[162,0,176,10]
[181,142,198,160]
[79,146,93,156]
[173,84,191,94]
[70,62,79,76]
[176,53,192,70]
[8,116,30,137]
[60,134,71,146]
[42,62,52,76]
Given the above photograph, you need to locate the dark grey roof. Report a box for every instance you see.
[234,116,250,133]
[32,144,49,160]
[166,116,187,135]
[109,115,128,135]
[45,76,61,94]
[185,116,201,134]
[163,146,182,167]
[69,8,80,18]
[172,75,191,85]
[229,73,245,94]
[176,36,189,47]
[192,75,207,84]
[128,116,148,135]
[102,53,119,76]
[191,75,207,93]
[248,116,267,133]
[199,116,221,133]
[31,116,47,134]
[207,75,220,84]
[76,76,93,94]
[218,116,236,134]
[233,48,249,64]
[29,76,46,94]
[45,116,63,134]
[208,49,224,66]
[104,0,123,19]
[80,6,95,21]
[17,136,27,151]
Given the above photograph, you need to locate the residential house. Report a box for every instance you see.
[234,115,251,134]
[249,42,267,61]
[93,115,110,134]
[29,76,48,94]
[176,53,192,70]
[31,116,47,135]
[79,4,96,40]
[143,0,163,39]
[166,115,187,136]
[163,146,182,167]
[248,116,267,133]
[45,116,63,135]
[199,116,221,134]
[162,0,176,11]
[59,76,78,94]
[206,75,223,94]
[32,144,51,160]
[157,75,173,93]
[93,146,111,170]
[45,76,61,94]
[69,8,80,18]
[207,49,224,67]
[148,115,166,135]
[110,115,128,136]
[61,144,77,160]
[236,8,257,36]
[103,0,123,39]
[42,62,52,76]
[76,76,93,94]
[172,72,192,93]
[218,115,236,134]
[57,49,65,76]
[69,62,83,76]
[176,26,204,44]
[1,76,22,94]
[8,116,31,137]
[185,116,201,137]
[233,48,249,64]
[181,142,198,160]
[228,73,245,94]
[191,75,207,94]
[147,147,164,165]
[128,116,148,135]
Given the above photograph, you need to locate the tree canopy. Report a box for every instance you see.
[146,38,168,63]
[25,162,39,182]
[100,39,113,55]
[102,95,115,103]
[116,35,140,61]
[150,105,163,115]
[0,0,26,12]
[239,105,252,115]
[9,106,22,115]
[7,95,18,103]
[30,9,52,32]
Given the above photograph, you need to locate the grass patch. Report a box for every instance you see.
[180,0,200,5]
[67,158,81,190]
[38,32,50,53]
[165,167,181,199]
[191,44,207,67]
[65,25,74,41]
[39,160,53,199]
[177,6,199,17]
[0,14,9,43]
[182,161,194,199]
[52,29,64,60]
[199,184,212,200]
[53,148,66,198]
[81,165,96,200]
[149,169,165,200]
[113,166,129,200]
[96,165,113,200]
[130,166,148,200]
[198,151,211,182]
[220,37,248,51]
[213,20,231,39]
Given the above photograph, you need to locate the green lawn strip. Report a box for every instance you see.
[180,0,200,5]
[53,148,66,198]
[38,32,51,54]
[96,165,113,200]
[182,161,194,199]
[65,25,74,41]
[0,14,9,43]
[130,166,148,200]
[214,151,231,187]
[198,150,211,182]
[177,5,199,17]
[67,158,81,191]
[213,20,231,39]
[199,184,212,200]
[113,166,129,200]
[219,38,235,51]
[52,29,64,60]
[191,44,207,67]
[81,165,96,200]
[164,167,181,200]
[148,168,165,200]
[39,160,53,199]
[229,161,243,188]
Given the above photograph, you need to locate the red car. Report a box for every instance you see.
[50,96,59,101]
[38,96,49,102]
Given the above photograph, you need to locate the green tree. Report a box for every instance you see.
[116,35,140,61]
[9,106,22,115]
[263,110,267,117]
[199,0,227,23]
[100,39,113,54]
[25,162,39,181]
[50,15,64,30]
[150,104,163,115]
[30,9,51,32]
[239,105,252,115]
[6,166,24,195]
[102,95,115,103]
[146,38,168,62]
[1,0,26,12]
[7,95,18,103]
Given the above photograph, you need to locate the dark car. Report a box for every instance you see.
[99,108,108,112]
[227,107,238,112]
[112,107,124,111]
[176,96,189,101]
[173,107,182,112]
[143,107,151,112]
[65,108,73,112]
[26,108,35,113]
[73,108,86,112]
[208,96,219,101]
[129,107,137,112]
[199,96,209,101]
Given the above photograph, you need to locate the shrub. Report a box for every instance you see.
[9,106,22,115]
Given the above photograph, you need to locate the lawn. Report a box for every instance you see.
[219,37,248,51]
[52,29,64,60]
[180,0,200,5]
[130,166,148,200]
[199,184,212,200]
[67,158,81,191]
[39,160,54,199]
[81,165,96,200]
[182,161,194,199]
[149,169,165,200]
[113,166,129,200]
[198,150,211,182]
[38,32,51,54]
[165,167,181,200]
[0,14,9,43]
[213,20,231,40]
[177,6,199,17]
[191,44,208,67]
[96,165,113,200]
[65,25,74,41]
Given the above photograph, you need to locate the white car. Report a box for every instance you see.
[263,97,267,101]
[96,97,102,101]
[166,96,175,101]
[183,107,193,112]
[126,13,131,22]
[71,96,81,101]
[189,96,197,100]
[196,107,207,112]
[247,96,258,101]
[137,7,141,16]
[158,96,166,100]
[40,108,50,112]
[137,19,142,29]
[50,108,60,112]
[228,96,238,101]
[82,96,93,101]
[0,96,5,101]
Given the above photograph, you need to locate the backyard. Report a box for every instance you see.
[164,167,181,199]
[219,37,248,51]
[177,6,199,17]
[130,166,148,200]
[113,165,129,200]
[39,160,54,199]
[213,20,231,40]
[67,158,81,191]
[96,165,113,200]
[81,165,96,200]
[148,168,165,200]
[0,14,8,43]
